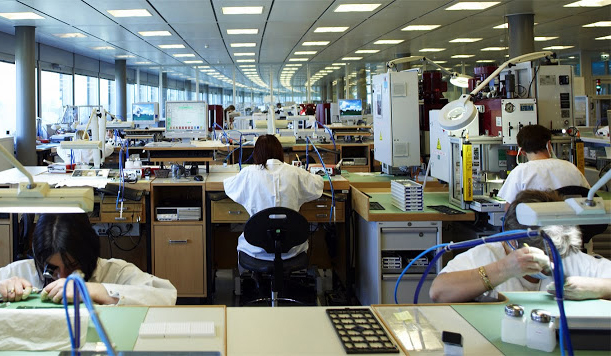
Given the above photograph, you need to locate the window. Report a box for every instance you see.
[41,70,73,128]
[75,74,99,106]
[100,78,115,114]
[0,62,16,135]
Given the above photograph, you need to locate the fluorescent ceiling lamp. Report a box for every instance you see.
[342,57,363,60]
[234,52,255,56]
[314,27,349,33]
[374,39,404,44]
[231,43,256,47]
[596,35,611,40]
[451,54,475,58]
[54,33,86,38]
[333,63,347,66]
[236,59,255,63]
[107,9,151,17]
[334,4,381,12]
[159,44,185,49]
[476,59,496,63]
[183,60,203,64]
[583,21,611,27]
[0,12,44,20]
[564,0,611,7]
[173,53,195,57]
[433,61,447,64]
[115,55,134,58]
[355,49,380,53]
[138,31,171,37]
[222,7,263,15]
[239,65,256,68]
[446,2,500,10]
[481,46,508,51]
[289,58,309,62]
[303,41,330,46]
[295,51,317,55]
[419,48,445,52]
[286,64,303,67]
[542,45,574,50]
[227,29,259,35]
[91,46,114,50]
[535,36,559,41]
[449,38,483,43]
[135,61,152,65]
[439,51,553,131]
[402,25,440,31]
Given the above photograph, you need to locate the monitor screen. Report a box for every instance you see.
[132,102,159,125]
[339,99,363,117]
[165,101,208,138]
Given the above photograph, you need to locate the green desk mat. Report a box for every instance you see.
[452,292,611,355]
[2,294,148,352]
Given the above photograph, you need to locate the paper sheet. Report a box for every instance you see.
[0,308,89,351]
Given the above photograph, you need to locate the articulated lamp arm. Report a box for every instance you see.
[0,141,35,188]
[386,56,425,71]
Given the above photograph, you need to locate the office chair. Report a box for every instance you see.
[555,186,608,245]
[239,207,310,307]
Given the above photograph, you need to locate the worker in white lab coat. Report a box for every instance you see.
[224,134,324,261]
[0,213,177,306]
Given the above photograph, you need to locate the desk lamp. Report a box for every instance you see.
[386,56,473,88]
[438,51,554,130]
[0,144,93,213]
[60,107,106,168]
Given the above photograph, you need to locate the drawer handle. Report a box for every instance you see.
[316,205,328,208]
[228,210,242,215]
[168,239,188,244]
[316,214,328,218]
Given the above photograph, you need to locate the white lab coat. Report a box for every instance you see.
[498,158,590,203]
[0,258,177,306]
[440,242,611,301]
[224,159,324,261]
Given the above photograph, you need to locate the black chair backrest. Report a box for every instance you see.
[555,186,609,244]
[243,207,309,253]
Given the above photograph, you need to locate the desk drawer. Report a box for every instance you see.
[211,200,249,223]
[300,203,345,222]
[100,210,145,223]
[101,197,143,213]
[380,222,440,251]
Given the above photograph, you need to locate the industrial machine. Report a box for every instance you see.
[372,71,421,174]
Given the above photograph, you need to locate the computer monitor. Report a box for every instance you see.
[339,99,363,124]
[165,101,208,140]
[132,102,159,127]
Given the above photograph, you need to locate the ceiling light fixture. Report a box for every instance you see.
[402,25,441,31]
[231,43,257,47]
[374,39,404,44]
[542,45,574,50]
[227,29,259,35]
[91,46,114,50]
[451,54,475,58]
[295,51,317,55]
[138,31,171,37]
[0,12,44,20]
[289,58,309,62]
[334,4,381,12]
[419,48,446,52]
[596,35,611,40]
[355,49,380,53]
[564,0,611,7]
[135,61,152,65]
[107,9,152,17]
[54,33,86,38]
[449,38,483,43]
[481,46,508,51]
[314,27,349,33]
[583,21,611,27]
[159,44,185,49]
[222,7,264,15]
[446,2,500,10]
[236,59,255,63]
[183,60,203,64]
[342,57,363,60]
[535,36,559,41]
[303,41,330,46]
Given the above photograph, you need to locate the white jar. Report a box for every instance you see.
[501,304,526,346]
[526,309,556,352]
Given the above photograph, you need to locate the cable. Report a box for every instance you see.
[306,137,335,223]
[314,121,337,150]
[394,244,448,304]
[413,249,445,304]
[527,65,540,98]
[63,273,115,356]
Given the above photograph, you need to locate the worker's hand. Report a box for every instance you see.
[499,246,546,279]
[43,279,118,305]
[0,277,33,302]
[547,276,607,300]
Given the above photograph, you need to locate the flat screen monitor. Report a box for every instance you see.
[132,102,159,126]
[339,99,363,124]
[165,101,208,139]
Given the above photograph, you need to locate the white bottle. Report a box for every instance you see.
[526,309,557,352]
[501,304,526,346]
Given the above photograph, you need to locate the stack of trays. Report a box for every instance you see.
[391,180,423,211]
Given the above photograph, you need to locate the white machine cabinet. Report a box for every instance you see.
[356,218,442,305]
[372,71,420,173]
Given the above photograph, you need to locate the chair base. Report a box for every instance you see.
[237,270,317,307]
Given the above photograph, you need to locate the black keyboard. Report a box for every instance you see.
[427,205,465,215]
[369,202,385,210]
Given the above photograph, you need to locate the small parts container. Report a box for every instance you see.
[501,304,526,346]
[526,309,556,352]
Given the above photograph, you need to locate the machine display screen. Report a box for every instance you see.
[520,104,535,112]
[339,99,363,116]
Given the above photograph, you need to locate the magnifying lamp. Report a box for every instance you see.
[386,56,473,88]
[438,51,554,130]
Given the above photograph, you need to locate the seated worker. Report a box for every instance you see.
[498,124,589,206]
[224,105,236,129]
[224,134,324,261]
[429,190,611,303]
[0,213,177,305]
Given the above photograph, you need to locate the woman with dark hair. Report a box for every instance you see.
[0,213,176,305]
[224,134,324,260]
[429,190,611,303]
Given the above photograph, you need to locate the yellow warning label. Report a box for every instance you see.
[576,141,585,174]
[436,139,441,150]
[462,143,473,201]
[379,132,383,141]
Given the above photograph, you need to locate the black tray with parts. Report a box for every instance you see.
[326,308,399,354]
[427,205,465,215]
